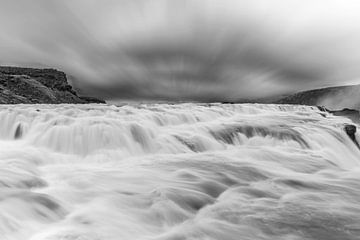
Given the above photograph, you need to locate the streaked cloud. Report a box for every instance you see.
[1,0,360,101]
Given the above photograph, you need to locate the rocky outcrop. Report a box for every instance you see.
[0,66,105,104]
[317,107,360,148]
[329,108,360,124]
[344,124,359,148]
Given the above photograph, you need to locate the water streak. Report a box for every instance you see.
[0,103,359,240]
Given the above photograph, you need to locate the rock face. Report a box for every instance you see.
[0,66,105,104]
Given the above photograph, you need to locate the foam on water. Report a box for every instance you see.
[0,103,360,240]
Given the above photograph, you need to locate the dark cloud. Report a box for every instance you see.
[1,0,360,101]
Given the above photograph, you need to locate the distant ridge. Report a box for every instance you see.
[0,66,105,104]
[274,84,360,110]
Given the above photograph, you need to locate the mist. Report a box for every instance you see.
[317,85,360,110]
[1,0,360,101]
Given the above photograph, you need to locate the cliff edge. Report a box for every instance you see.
[0,66,105,104]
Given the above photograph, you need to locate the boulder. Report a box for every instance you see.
[344,124,359,148]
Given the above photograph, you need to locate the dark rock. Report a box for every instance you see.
[14,124,23,139]
[317,106,330,112]
[79,96,106,104]
[345,124,356,136]
[0,66,106,104]
[344,124,359,148]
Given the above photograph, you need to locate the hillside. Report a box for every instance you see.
[0,66,105,104]
[275,84,360,110]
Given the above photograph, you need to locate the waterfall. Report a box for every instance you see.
[0,103,359,240]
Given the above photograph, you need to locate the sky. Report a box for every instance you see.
[1,0,360,102]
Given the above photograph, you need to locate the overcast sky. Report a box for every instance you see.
[1,0,360,101]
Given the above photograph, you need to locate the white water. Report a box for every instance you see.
[1,103,360,240]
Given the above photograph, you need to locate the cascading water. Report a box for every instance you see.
[0,103,360,240]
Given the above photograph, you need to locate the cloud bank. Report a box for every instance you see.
[1,0,360,101]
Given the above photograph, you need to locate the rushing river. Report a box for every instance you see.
[0,103,360,240]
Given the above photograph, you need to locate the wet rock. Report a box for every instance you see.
[14,124,23,139]
[344,124,359,148]
[317,106,330,112]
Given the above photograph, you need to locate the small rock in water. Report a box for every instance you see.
[344,124,359,148]
[14,124,23,139]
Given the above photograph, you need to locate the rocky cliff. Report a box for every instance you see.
[0,66,105,104]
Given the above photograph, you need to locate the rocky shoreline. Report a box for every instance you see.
[317,106,360,124]
[0,66,105,104]
[317,106,360,148]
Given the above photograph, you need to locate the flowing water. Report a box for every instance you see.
[0,103,360,240]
